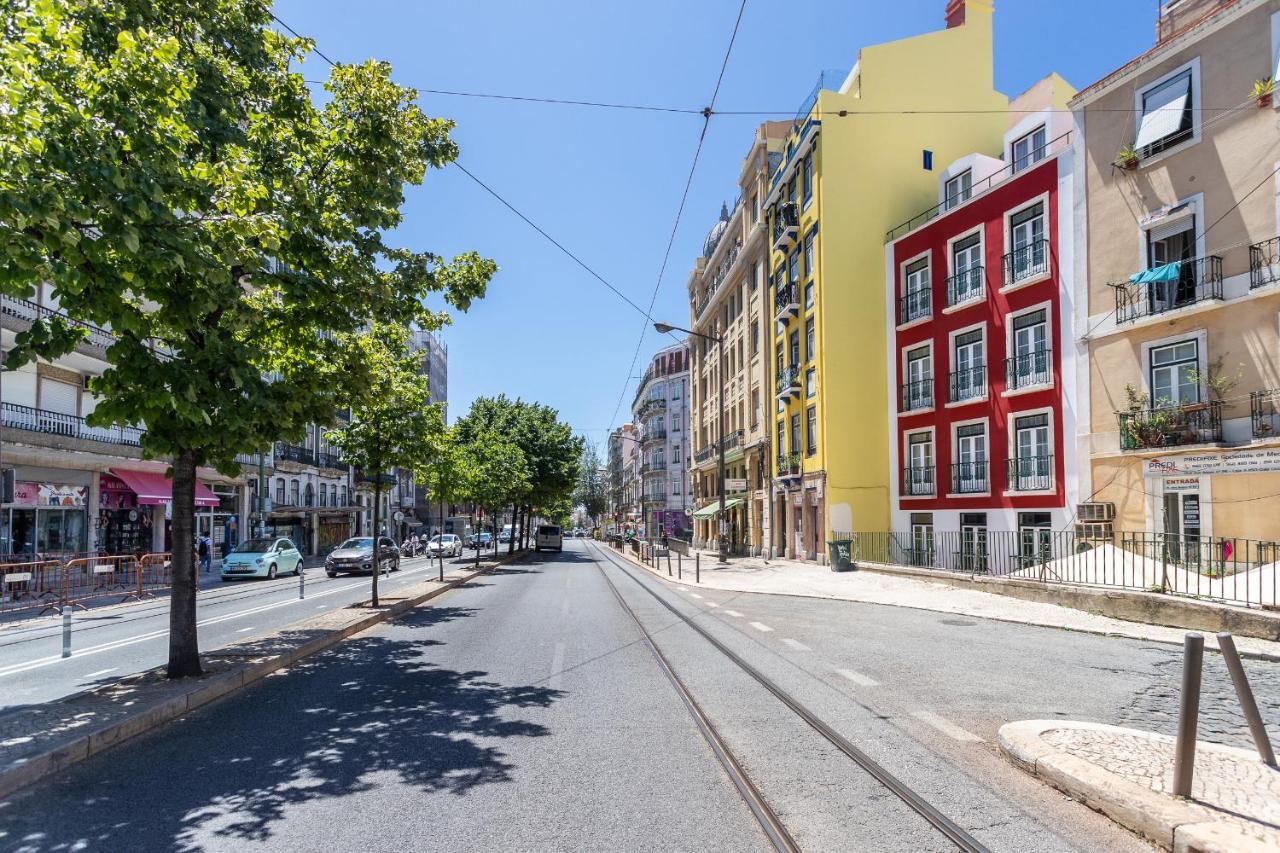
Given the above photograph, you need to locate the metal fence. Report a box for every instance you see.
[0,552,173,618]
[831,531,1278,609]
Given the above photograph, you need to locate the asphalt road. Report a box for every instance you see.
[5,538,1277,850]
[0,547,505,709]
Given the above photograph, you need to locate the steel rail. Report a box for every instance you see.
[588,540,990,853]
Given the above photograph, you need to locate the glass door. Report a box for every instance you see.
[1012,310,1048,387]
[955,424,987,493]
[1014,414,1050,490]
[1009,204,1046,281]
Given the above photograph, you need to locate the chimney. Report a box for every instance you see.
[945,0,966,28]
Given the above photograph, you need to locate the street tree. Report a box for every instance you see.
[0,0,494,675]
[326,326,448,607]
[573,442,609,527]
[458,431,530,566]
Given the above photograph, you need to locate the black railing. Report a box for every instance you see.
[1,402,143,446]
[637,397,667,418]
[0,295,116,350]
[948,365,986,403]
[775,364,800,396]
[950,461,988,494]
[275,442,315,465]
[774,283,799,318]
[902,466,935,496]
[900,377,933,412]
[772,202,799,247]
[1250,237,1279,290]
[1118,401,1223,450]
[640,460,667,475]
[316,450,348,471]
[1251,390,1278,439]
[898,288,930,325]
[946,266,985,307]
[642,428,668,445]
[1006,455,1053,491]
[777,452,801,477]
[1005,349,1051,391]
[1003,240,1050,286]
[1112,255,1223,324]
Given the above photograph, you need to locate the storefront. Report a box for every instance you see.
[317,513,352,554]
[0,471,90,556]
[108,468,220,553]
[98,473,154,555]
[195,483,242,557]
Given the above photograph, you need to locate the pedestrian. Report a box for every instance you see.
[197,534,211,573]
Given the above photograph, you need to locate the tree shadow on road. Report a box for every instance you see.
[1,604,565,852]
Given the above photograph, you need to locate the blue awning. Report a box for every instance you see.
[1129,262,1181,285]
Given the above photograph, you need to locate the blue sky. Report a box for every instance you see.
[272,0,1157,454]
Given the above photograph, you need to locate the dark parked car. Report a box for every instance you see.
[325,536,400,577]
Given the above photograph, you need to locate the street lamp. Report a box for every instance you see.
[654,321,728,564]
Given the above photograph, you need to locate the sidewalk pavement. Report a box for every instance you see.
[641,547,1280,660]
[1000,720,1280,852]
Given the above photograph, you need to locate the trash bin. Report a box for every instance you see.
[827,538,854,572]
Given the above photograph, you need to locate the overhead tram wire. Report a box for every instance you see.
[606,0,751,432]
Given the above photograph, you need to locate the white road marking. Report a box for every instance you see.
[83,667,117,679]
[235,626,255,633]
[780,638,811,651]
[549,642,566,691]
[912,711,982,743]
[836,669,879,687]
[723,610,744,618]
[748,621,774,633]
[705,602,719,608]
[690,593,704,599]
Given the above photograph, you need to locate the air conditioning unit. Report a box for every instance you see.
[1075,502,1116,540]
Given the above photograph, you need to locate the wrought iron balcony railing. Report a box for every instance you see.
[775,364,801,397]
[902,466,935,496]
[900,377,933,412]
[640,459,667,476]
[772,202,800,250]
[1006,455,1053,491]
[1251,389,1279,439]
[945,266,985,307]
[1005,349,1051,391]
[2,401,143,446]
[274,442,315,465]
[773,283,799,320]
[1003,240,1050,286]
[950,461,989,494]
[777,452,801,477]
[316,450,348,471]
[898,288,930,325]
[1,295,116,350]
[1250,237,1279,290]
[948,365,986,404]
[1118,401,1223,450]
[1111,254,1223,324]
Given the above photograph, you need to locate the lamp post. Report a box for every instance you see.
[654,321,728,564]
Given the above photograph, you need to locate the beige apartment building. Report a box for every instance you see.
[687,121,791,555]
[1072,0,1280,545]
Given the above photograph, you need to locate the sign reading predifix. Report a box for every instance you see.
[1144,448,1280,477]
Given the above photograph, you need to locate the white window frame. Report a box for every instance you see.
[899,339,935,415]
[1000,191,1052,292]
[1003,299,1055,396]
[1004,404,1056,496]
[1010,124,1048,173]
[1132,57,1201,165]
[948,415,991,498]
[1137,193,1205,270]
[946,320,987,408]
[943,169,972,210]
[902,426,936,499]
[945,225,985,312]
[898,249,932,327]
[1139,328,1207,404]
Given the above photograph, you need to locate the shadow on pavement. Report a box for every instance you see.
[1,604,565,852]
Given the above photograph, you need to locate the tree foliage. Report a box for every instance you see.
[573,441,608,524]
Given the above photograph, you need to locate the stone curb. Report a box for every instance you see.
[601,545,1280,662]
[0,550,525,801]
[997,720,1280,852]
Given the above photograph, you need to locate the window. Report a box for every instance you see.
[806,405,817,455]
[905,432,934,496]
[902,257,930,323]
[951,329,985,402]
[671,412,681,432]
[671,477,680,496]
[788,250,799,284]
[803,230,815,278]
[959,512,988,570]
[777,419,786,453]
[341,486,348,506]
[909,513,934,565]
[944,170,972,209]
[289,479,300,506]
[805,320,814,362]
[802,155,813,205]
[789,413,801,455]
[1012,125,1047,172]
[904,346,932,411]
[804,282,814,309]
[331,485,338,506]
[275,478,285,504]
[805,368,816,398]
[954,424,987,494]
[1150,340,1199,406]
[750,321,759,357]
[319,484,328,507]
[304,482,314,507]
[749,194,758,224]
[1008,202,1046,283]
[950,233,983,304]
[752,259,762,291]
[1012,413,1051,490]
[751,388,760,428]
[1017,512,1053,566]
[1145,215,1198,312]
[789,330,800,366]
[1009,309,1050,389]
[1135,70,1193,157]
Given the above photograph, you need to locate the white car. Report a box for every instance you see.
[426,534,463,558]
[535,525,563,552]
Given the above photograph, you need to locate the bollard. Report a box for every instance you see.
[1217,633,1276,767]
[1173,632,1204,797]
[62,610,72,658]
[299,564,305,599]
[678,552,682,579]
[666,551,672,577]
[695,552,700,584]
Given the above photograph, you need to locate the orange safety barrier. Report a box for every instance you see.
[0,552,180,618]
[63,555,139,608]
[0,559,64,616]
[129,552,174,602]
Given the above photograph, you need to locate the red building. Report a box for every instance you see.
[884,88,1080,570]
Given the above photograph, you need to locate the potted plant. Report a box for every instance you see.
[1252,77,1275,108]
[1114,144,1139,170]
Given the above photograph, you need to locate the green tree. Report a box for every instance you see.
[0,1,494,676]
[326,326,448,607]
[459,431,530,565]
[573,441,608,526]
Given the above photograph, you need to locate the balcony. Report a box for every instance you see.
[1005,349,1051,392]
[1111,255,1222,324]
[775,365,801,400]
[772,202,799,251]
[640,459,667,476]
[637,397,667,419]
[1118,401,1223,450]
[641,428,668,448]
[1,295,116,351]
[1003,240,1050,287]
[900,377,933,412]
[275,442,315,465]
[1250,237,1279,290]
[777,452,801,479]
[1252,390,1279,439]
[950,461,989,494]
[902,466,935,497]
[948,366,986,404]
[316,450,348,471]
[945,266,985,308]
[773,283,800,322]
[2,401,143,446]
[693,429,743,467]
[898,288,930,325]
[643,492,667,504]
[1006,455,1053,491]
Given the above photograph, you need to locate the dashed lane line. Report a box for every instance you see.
[911,711,983,743]
[723,610,744,618]
[780,638,811,651]
[836,668,880,687]
[748,621,774,633]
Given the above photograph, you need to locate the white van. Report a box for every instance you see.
[535,524,563,552]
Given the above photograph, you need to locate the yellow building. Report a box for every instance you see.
[766,0,1007,560]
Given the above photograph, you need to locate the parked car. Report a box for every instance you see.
[325,536,400,577]
[469,531,493,549]
[535,524,563,552]
[498,524,513,544]
[221,537,303,581]
[426,534,463,558]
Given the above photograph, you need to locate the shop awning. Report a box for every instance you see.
[110,468,220,507]
[690,498,744,519]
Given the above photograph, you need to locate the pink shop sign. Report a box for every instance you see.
[11,482,39,507]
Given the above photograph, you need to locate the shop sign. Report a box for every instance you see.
[38,484,86,507]
[11,481,39,507]
[725,478,748,492]
[1163,476,1200,493]
[1145,448,1280,477]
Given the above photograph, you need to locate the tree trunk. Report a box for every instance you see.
[507,503,516,555]
[167,449,202,678]
[371,480,382,607]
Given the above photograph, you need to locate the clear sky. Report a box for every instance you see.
[271,0,1158,454]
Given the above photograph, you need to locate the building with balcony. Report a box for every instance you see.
[765,0,1007,561]
[885,74,1081,557]
[630,342,690,539]
[1071,0,1280,543]
[259,422,361,556]
[687,121,790,556]
[408,329,454,535]
[2,292,252,557]
[607,423,638,532]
